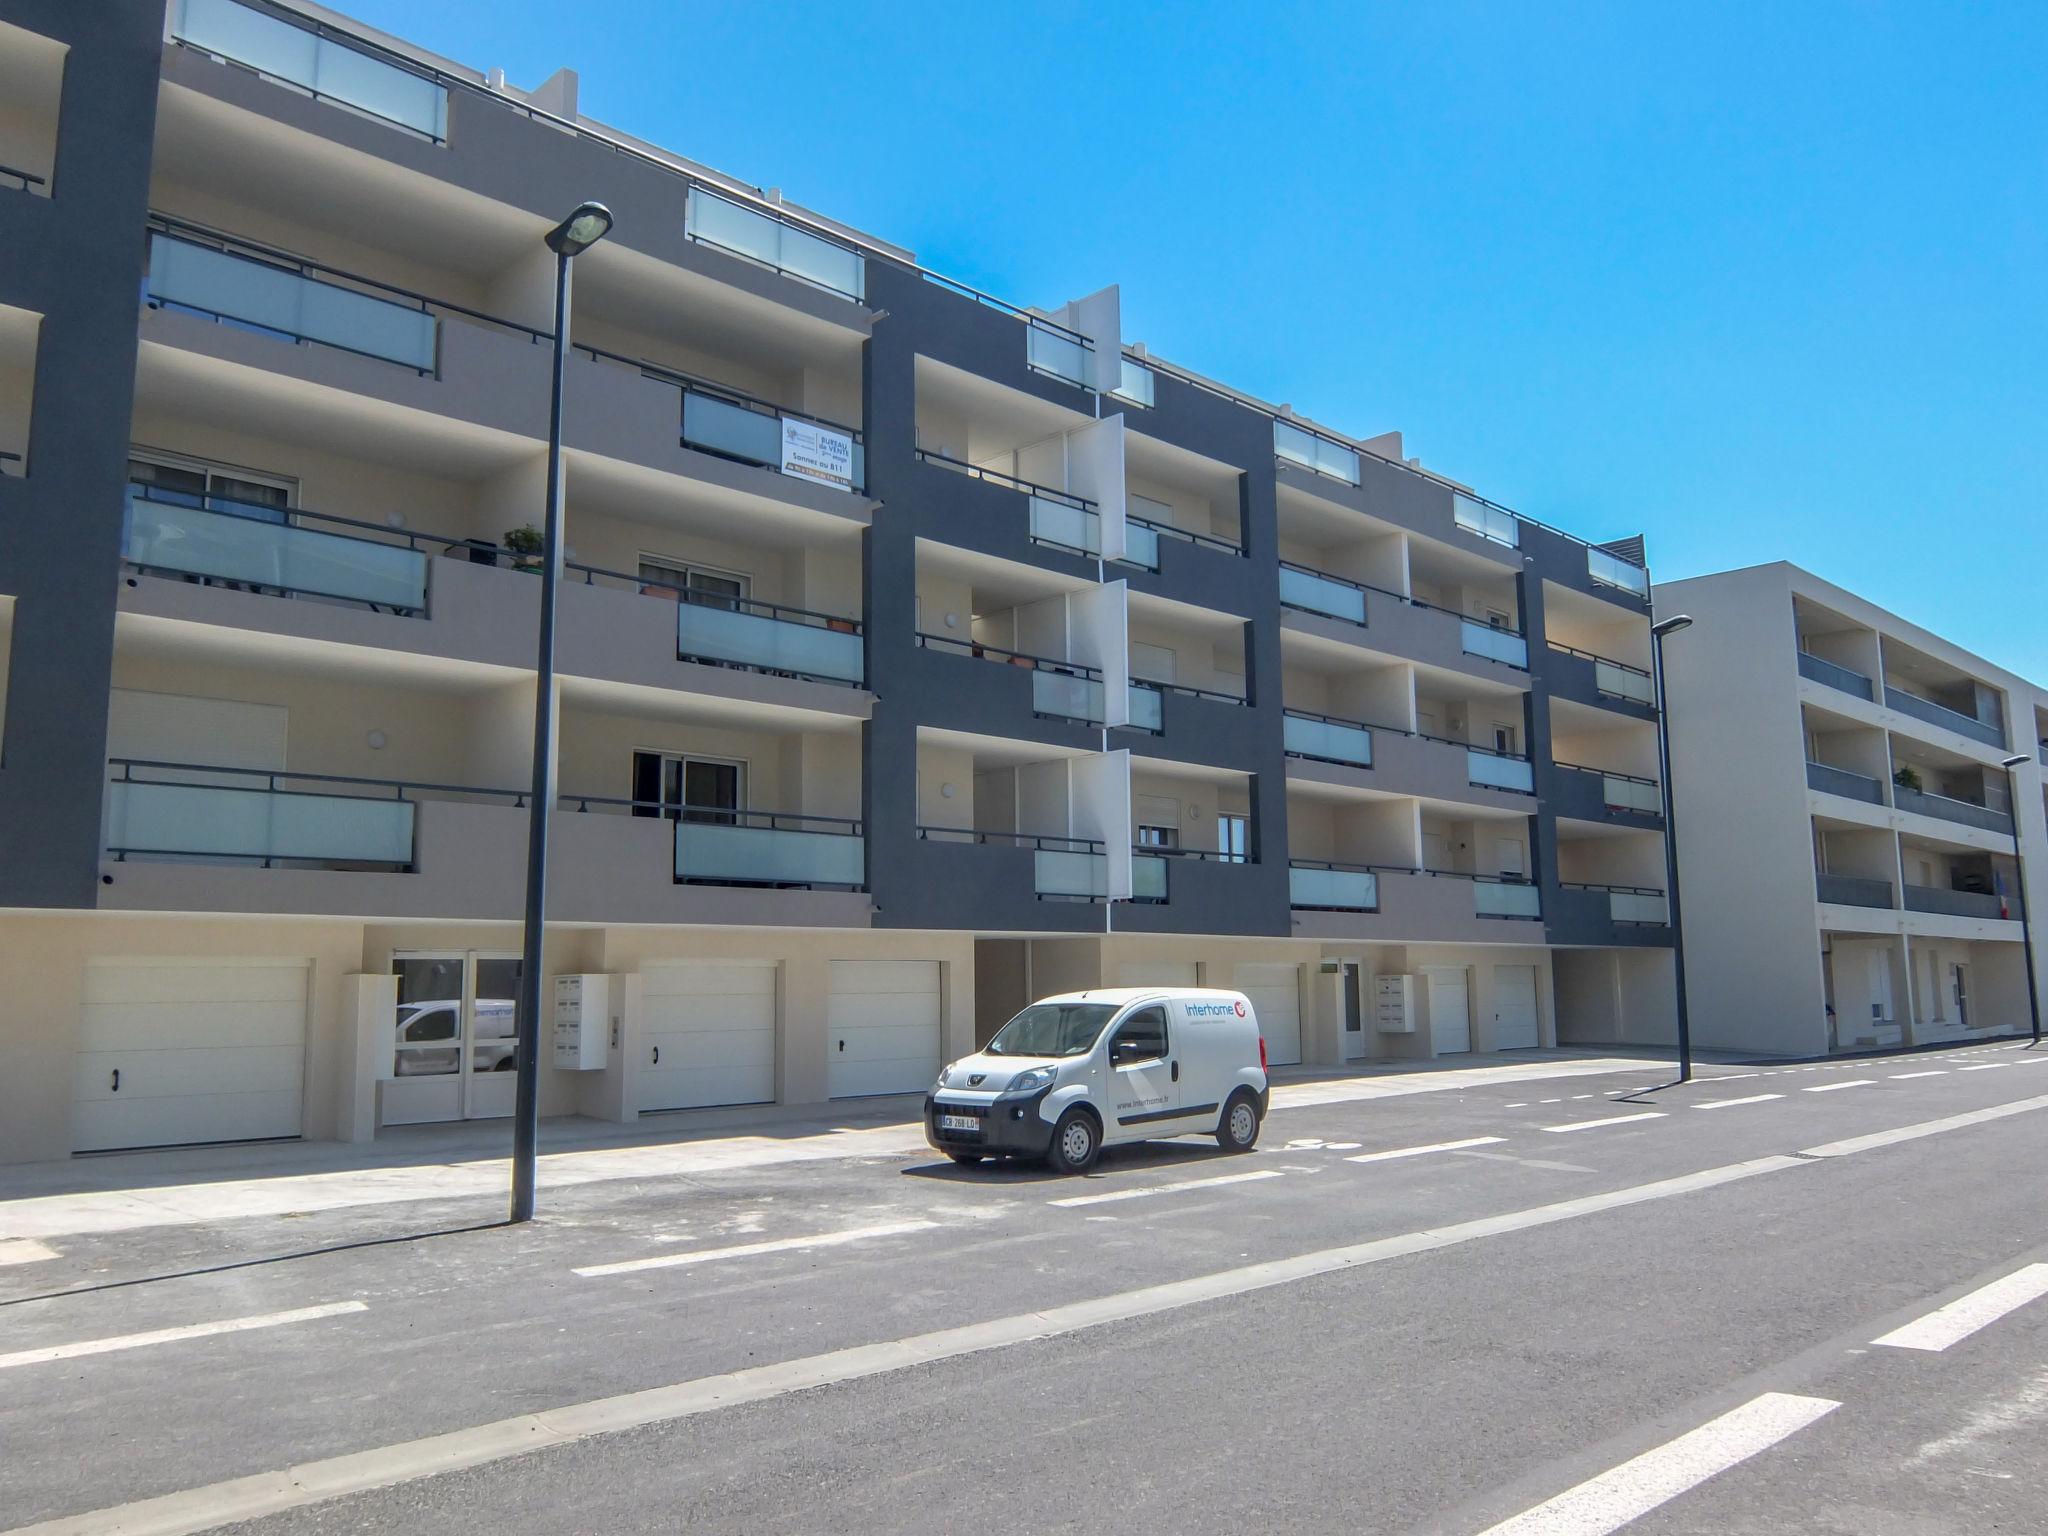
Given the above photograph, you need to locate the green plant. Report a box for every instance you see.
[1893,764,1924,793]
[503,523,544,571]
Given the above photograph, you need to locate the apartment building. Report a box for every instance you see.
[1655,563,2046,1057]
[0,0,1674,1165]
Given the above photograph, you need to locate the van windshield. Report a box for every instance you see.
[985,1003,1118,1058]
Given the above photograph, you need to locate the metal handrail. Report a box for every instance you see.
[915,448,1091,509]
[567,561,862,634]
[1132,844,1250,863]
[916,632,1098,677]
[1547,640,1651,678]
[1130,675,1246,706]
[1126,512,1243,557]
[109,757,527,804]
[0,162,45,190]
[1559,880,1666,896]
[1288,857,1380,875]
[556,792,860,833]
[1283,705,1374,732]
[1279,557,1368,593]
[916,826,1102,852]
[577,342,864,443]
[1552,759,1659,788]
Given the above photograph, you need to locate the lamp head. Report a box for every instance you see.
[1651,614,1694,638]
[2002,754,2030,770]
[546,201,613,257]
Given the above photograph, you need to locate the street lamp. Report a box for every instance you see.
[1998,752,2042,1046]
[1651,614,1695,1081]
[511,201,613,1225]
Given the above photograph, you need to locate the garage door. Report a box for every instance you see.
[1237,963,1303,1066]
[1492,965,1540,1050]
[1118,962,1199,988]
[1427,967,1472,1055]
[639,962,776,1112]
[828,960,940,1098]
[73,960,308,1153]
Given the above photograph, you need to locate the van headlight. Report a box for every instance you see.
[932,1067,954,1093]
[1006,1066,1057,1095]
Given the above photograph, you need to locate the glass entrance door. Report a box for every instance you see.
[391,951,523,1122]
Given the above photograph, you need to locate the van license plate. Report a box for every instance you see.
[939,1114,979,1131]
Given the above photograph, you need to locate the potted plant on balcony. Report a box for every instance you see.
[1893,764,1924,793]
[503,523,544,574]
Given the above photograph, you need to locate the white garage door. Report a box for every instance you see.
[73,960,307,1153]
[639,962,776,1112]
[1118,962,1199,988]
[1492,965,1540,1050]
[829,960,940,1098]
[1427,967,1472,1055]
[1237,963,1303,1067]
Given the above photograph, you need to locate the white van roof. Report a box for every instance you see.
[1037,987,1250,1007]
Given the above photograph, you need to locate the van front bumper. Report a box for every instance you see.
[926,1087,1056,1158]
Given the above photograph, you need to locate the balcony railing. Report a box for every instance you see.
[0,162,47,194]
[1123,514,1244,569]
[684,185,865,302]
[1112,358,1156,407]
[1549,642,1656,706]
[1288,861,1379,912]
[1816,872,1894,909]
[1797,650,1874,701]
[1884,687,2005,748]
[1274,419,1360,485]
[1279,561,1367,624]
[1461,618,1529,669]
[671,806,865,889]
[1283,709,1373,769]
[1563,882,1669,926]
[1132,853,1169,902]
[170,0,449,141]
[122,485,434,614]
[1805,761,1885,805]
[1554,761,1663,815]
[916,829,1113,901]
[1453,493,1519,548]
[1468,747,1535,794]
[1473,876,1542,919]
[1891,783,2014,835]
[1587,547,1649,597]
[103,759,523,867]
[1025,316,1095,388]
[573,563,864,687]
[1903,884,2022,921]
[915,450,1095,549]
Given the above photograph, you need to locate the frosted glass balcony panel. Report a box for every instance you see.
[685,187,864,301]
[1461,619,1528,667]
[1604,775,1663,814]
[106,780,413,864]
[173,0,447,138]
[1280,565,1366,624]
[1594,660,1656,704]
[1587,548,1649,596]
[1290,865,1377,910]
[677,602,864,685]
[1131,855,1168,901]
[1610,890,1669,925]
[1029,495,1099,554]
[1468,750,1535,793]
[1126,685,1164,732]
[1475,881,1541,918]
[1284,714,1372,767]
[1453,493,1519,547]
[1027,324,1088,385]
[675,822,864,887]
[1032,670,1103,722]
[1035,849,1106,898]
[124,496,426,611]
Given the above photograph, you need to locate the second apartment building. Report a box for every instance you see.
[0,0,1675,1165]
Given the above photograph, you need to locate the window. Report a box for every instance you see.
[1110,1006,1168,1064]
[129,450,295,522]
[631,751,744,823]
[1137,824,1178,850]
[638,556,750,609]
[1218,814,1249,863]
[1492,724,1518,755]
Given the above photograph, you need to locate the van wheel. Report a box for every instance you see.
[1217,1092,1260,1153]
[1047,1108,1100,1175]
[947,1152,984,1166]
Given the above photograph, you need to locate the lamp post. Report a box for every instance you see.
[1651,614,1695,1081]
[1998,753,2042,1046]
[511,201,613,1226]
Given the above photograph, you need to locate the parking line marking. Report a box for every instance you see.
[1802,1093,2048,1158]
[1344,1136,1507,1164]
[1541,1112,1665,1134]
[1693,1094,1783,1110]
[574,1220,938,1277]
[1804,1080,1876,1093]
[1476,1392,1839,1535]
[1890,1070,1947,1080]
[1047,1169,1285,1208]
[0,1239,57,1267]
[1874,1264,2048,1353]
[0,1302,365,1372]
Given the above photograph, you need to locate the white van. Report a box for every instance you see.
[923,987,1271,1174]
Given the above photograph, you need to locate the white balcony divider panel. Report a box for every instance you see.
[1114,357,1156,406]
[172,0,449,139]
[105,780,415,864]
[1474,881,1541,918]
[1604,774,1663,814]
[147,235,438,371]
[676,602,864,685]
[1238,963,1304,1067]
[1587,547,1649,595]
[1034,848,1107,898]
[1126,684,1164,732]
[1595,660,1656,704]
[1461,618,1528,667]
[1066,284,1123,393]
[1611,890,1670,925]
[1070,750,1133,899]
[1468,750,1534,793]
[1069,579,1130,726]
[827,960,940,1098]
[1068,415,1128,562]
[1492,965,1540,1049]
[1027,323,1088,386]
[1284,714,1372,767]
[1273,420,1359,484]
[637,961,776,1111]
[1029,495,1098,554]
[124,497,428,611]
[1032,669,1102,722]
[72,960,309,1152]
[684,186,865,301]
[1289,865,1378,910]
[1279,565,1366,624]
[1453,494,1519,547]
[674,822,863,886]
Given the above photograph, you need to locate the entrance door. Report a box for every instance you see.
[1950,964,1970,1027]
[1341,962,1365,1060]
[1426,967,1472,1054]
[1495,838,1526,880]
[388,951,523,1124]
[1106,1004,1180,1133]
[1492,964,1540,1049]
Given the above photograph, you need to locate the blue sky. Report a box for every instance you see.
[348,0,2046,680]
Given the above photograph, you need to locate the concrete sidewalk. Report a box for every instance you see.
[0,1051,1687,1242]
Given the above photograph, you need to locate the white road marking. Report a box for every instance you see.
[1802,1093,2048,1158]
[1345,1136,1507,1164]
[1959,1063,2010,1072]
[573,1220,938,1277]
[1693,1094,1783,1110]
[1541,1112,1665,1134]
[0,1302,365,1372]
[1891,1070,1948,1080]
[1571,1094,1595,1101]
[1539,1098,1563,1104]
[1048,1169,1285,1208]
[0,1239,57,1267]
[1324,1142,1362,1151]
[1804,1080,1876,1093]
[1504,1103,1529,1109]
[1874,1265,2048,1353]
[1476,1392,1839,1535]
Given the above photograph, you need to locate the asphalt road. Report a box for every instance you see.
[5,1042,2048,1535]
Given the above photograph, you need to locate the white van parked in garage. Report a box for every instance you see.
[924,987,1271,1173]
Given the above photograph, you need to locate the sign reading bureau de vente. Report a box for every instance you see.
[780,417,855,491]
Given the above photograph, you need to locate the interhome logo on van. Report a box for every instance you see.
[1185,1001,1247,1019]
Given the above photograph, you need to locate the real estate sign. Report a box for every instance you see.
[780,418,855,491]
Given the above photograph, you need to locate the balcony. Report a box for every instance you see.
[1112,357,1156,407]
[1122,514,1243,573]
[1554,761,1663,818]
[1288,861,1379,912]
[1562,882,1669,926]
[683,186,865,303]
[674,808,864,890]
[1902,885,2022,921]
[1891,784,2014,836]
[1279,561,1367,625]
[1816,872,1894,909]
[1024,316,1095,390]
[1797,650,1875,702]
[122,485,432,615]
[1805,761,1885,806]
[1282,710,1373,769]
[1461,618,1529,670]
[1273,420,1360,485]
[577,570,865,688]
[1453,494,1520,548]
[1473,876,1542,920]
[1549,642,1654,706]
[1467,746,1535,794]
[1884,686,2005,749]
[1586,547,1649,597]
